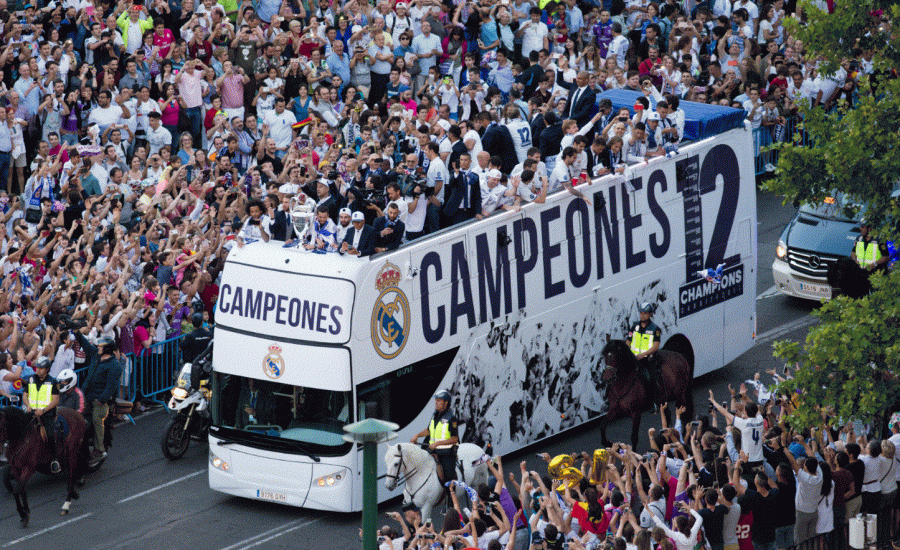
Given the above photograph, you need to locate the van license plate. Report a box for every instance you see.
[796,282,831,298]
[257,490,287,502]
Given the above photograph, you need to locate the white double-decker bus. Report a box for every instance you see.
[207,112,758,512]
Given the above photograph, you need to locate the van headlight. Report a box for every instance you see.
[776,240,787,261]
[315,470,345,487]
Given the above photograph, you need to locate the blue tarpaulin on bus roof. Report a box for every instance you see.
[597,90,746,141]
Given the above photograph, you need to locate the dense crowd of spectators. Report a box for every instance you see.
[0,0,885,463]
[375,372,900,550]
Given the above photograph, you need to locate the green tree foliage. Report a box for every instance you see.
[764,0,900,229]
[773,273,900,429]
[766,0,900,429]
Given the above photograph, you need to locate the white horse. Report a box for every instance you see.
[384,442,488,523]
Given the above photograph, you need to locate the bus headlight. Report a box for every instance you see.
[776,240,787,261]
[315,471,344,487]
[210,451,229,472]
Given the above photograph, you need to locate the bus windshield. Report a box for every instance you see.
[210,373,353,455]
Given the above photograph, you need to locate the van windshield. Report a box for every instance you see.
[210,373,353,454]
[799,194,859,222]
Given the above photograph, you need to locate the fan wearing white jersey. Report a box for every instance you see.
[504,105,533,164]
[709,389,766,465]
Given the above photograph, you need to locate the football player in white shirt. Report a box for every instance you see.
[503,105,533,164]
[236,199,272,247]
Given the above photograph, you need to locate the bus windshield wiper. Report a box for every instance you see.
[215,433,321,461]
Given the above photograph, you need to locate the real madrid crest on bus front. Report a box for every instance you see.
[263,344,286,379]
[371,262,410,360]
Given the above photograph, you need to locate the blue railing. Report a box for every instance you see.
[753,116,810,176]
[125,334,187,404]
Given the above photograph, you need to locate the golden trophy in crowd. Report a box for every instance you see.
[589,449,609,485]
[547,454,583,493]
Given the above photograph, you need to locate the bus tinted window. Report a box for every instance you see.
[357,348,459,429]
[211,373,353,453]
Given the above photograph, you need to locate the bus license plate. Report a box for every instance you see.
[257,490,287,503]
[796,282,831,299]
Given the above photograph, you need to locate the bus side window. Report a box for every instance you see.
[356,347,460,428]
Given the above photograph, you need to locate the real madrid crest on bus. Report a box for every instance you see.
[371,262,410,360]
[263,344,286,379]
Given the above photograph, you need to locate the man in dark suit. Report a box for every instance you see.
[585,135,612,178]
[529,99,546,149]
[446,125,468,170]
[442,152,482,227]
[341,212,376,256]
[372,203,406,253]
[563,71,597,127]
[479,111,518,175]
[539,112,564,161]
[268,194,292,242]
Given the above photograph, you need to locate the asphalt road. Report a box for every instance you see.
[0,188,822,550]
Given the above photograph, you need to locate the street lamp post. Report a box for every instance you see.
[344,416,400,550]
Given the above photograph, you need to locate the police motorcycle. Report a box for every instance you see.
[161,340,213,460]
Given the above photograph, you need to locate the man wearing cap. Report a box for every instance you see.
[411,389,459,484]
[341,210,375,256]
[851,220,889,274]
[335,207,353,244]
[626,302,663,411]
[24,358,61,473]
[645,111,664,157]
[78,332,122,464]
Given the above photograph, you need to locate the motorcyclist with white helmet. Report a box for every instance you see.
[57,369,85,414]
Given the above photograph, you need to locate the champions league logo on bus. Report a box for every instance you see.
[371,262,410,360]
[263,344,286,379]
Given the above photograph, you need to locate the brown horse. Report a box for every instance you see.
[0,406,89,527]
[599,336,694,449]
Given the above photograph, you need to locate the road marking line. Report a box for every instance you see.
[117,469,205,504]
[756,285,780,300]
[3,513,93,547]
[218,519,311,550]
[238,519,319,550]
[756,316,818,345]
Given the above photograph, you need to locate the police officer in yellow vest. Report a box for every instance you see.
[626,302,663,412]
[410,389,459,483]
[23,359,61,474]
[851,220,888,274]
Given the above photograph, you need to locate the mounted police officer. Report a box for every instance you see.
[23,359,61,473]
[626,302,663,412]
[851,219,888,274]
[410,389,459,483]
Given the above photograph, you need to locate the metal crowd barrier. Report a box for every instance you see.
[753,116,810,176]
[124,334,187,405]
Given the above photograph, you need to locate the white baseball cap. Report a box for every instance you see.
[339,207,352,217]
[351,211,365,222]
